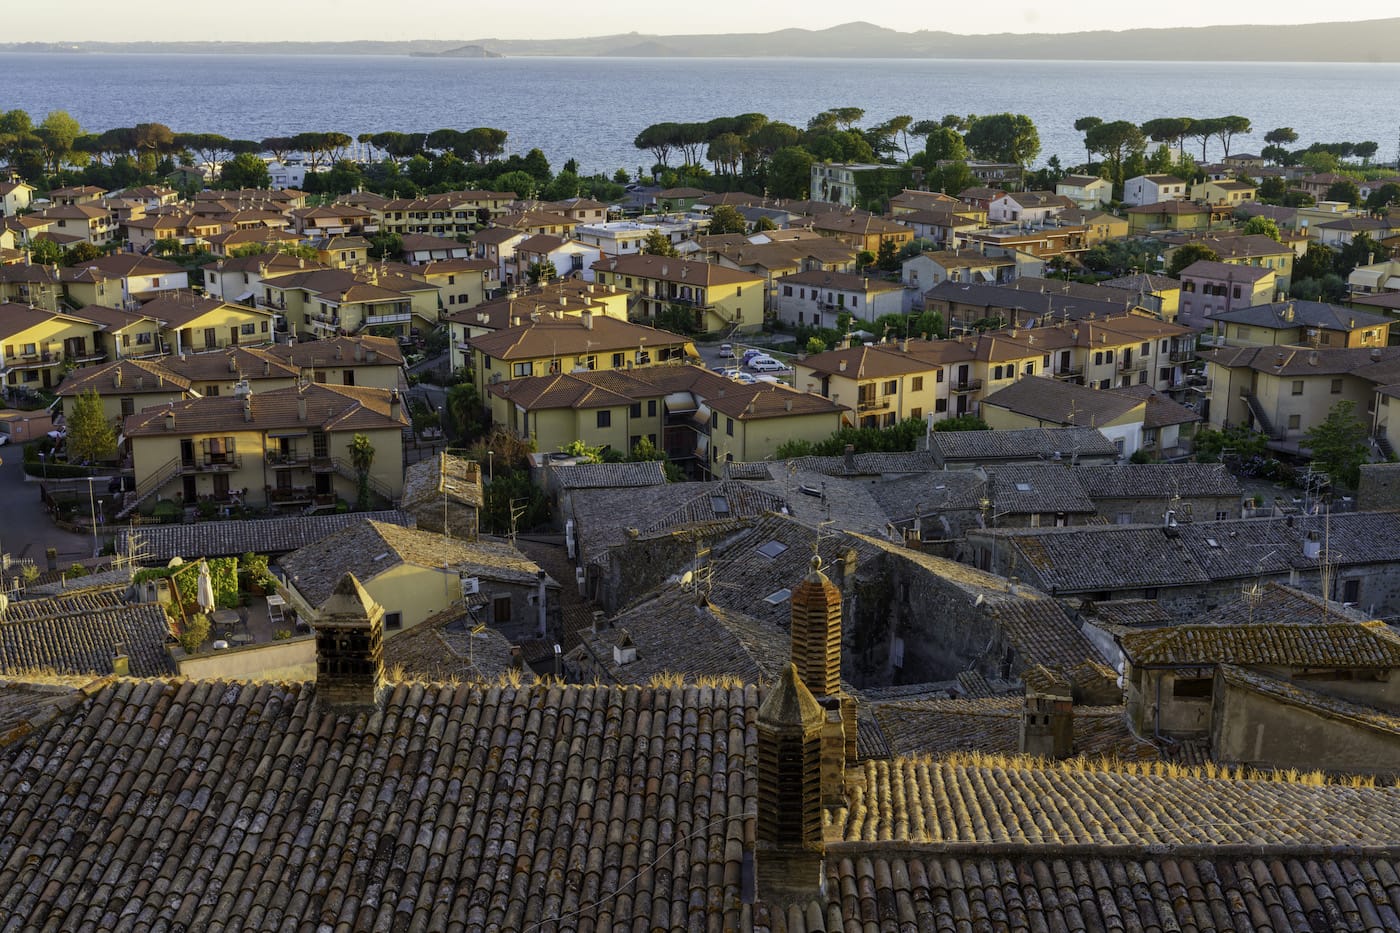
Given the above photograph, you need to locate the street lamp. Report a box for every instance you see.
[84,476,100,557]
[38,452,46,481]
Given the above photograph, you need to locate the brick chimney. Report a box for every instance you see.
[789,553,857,802]
[313,572,385,709]
[1019,666,1074,760]
[755,663,826,906]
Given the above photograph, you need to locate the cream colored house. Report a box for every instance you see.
[445,280,630,373]
[1055,175,1112,209]
[54,358,193,427]
[1190,180,1257,206]
[120,382,409,517]
[139,293,277,353]
[0,180,35,217]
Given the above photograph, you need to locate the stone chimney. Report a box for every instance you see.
[389,388,402,421]
[581,309,593,329]
[313,572,385,709]
[114,369,123,388]
[1018,667,1074,760]
[842,444,856,474]
[755,663,826,906]
[243,399,253,422]
[111,643,129,677]
[297,392,307,422]
[164,411,176,432]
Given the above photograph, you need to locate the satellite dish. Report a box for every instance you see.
[471,623,487,636]
[679,571,694,589]
[167,557,184,568]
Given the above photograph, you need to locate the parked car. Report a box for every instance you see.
[717,343,735,358]
[741,348,766,365]
[754,374,782,384]
[749,357,787,373]
[731,371,758,384]
[717,367,742,379]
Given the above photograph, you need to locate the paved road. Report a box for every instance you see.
[0,446,94,566]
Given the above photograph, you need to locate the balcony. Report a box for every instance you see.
[183,454,243,473]
[1169,349,1196,363]
[1118,358,1146,373]
[1052,367,1084,380]
[266,451,309,468]
[858,396,892,412]
[949,379,983,394]
[364,311,412,325]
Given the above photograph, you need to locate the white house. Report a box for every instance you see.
[987,191,1072,225]
[1122,175,1188,207]
[573,220,670,257]
[266,160,308,190]
[773,269,904,327]
[512,234,602,283]
[0,180,36,218]
[401,233,473,266]
[1055,175,1112,209]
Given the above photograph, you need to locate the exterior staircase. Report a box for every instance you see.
[1376,433,1396,460]
[116,456,183,519]
[1241,392,1282,439]
[328,457,398,506]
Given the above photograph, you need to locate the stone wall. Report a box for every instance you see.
[1358,462,1400,512]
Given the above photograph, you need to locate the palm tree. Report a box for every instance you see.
[349,433,376,511]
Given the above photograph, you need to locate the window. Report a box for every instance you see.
[1232,285,1242,299]
[1094,351,1103,365]
[1140,343,1150,356]
[261,321,269,332]
[935,398,947,412]
[240,323,256,335]
[1343,579,1360,603]
[1105,349,1114,363]
[1024,361,1034,375]
[385,611,403,631]
[882,380,897,396]
[910,407,922,419]
[136,332,153,345]
[783,285,793,297]
[612,352,624,368]
[936,369,944,383]
[630,402,642,417]
[726,417,734,436]
[1215,511,1229,521]
[1287,414,1301,430]
[912,376,924,391]
[1172,677,1212,699]
[513,362,532,377]
[1291,380,1304,396]
[647,399,657,416]
[483,355,492,370]
[596,410,611,428]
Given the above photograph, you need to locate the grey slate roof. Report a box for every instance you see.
[0,589,126,623]
[549,460,668,489]
[0,603,175,677]
[117,510,414,561]
[930,427,1118,466]
[1206,299,1391,332]
[981,511,1400,593]
[985,463,1097,515]
[1119,620,1400,668]
[1075,462,1241,500]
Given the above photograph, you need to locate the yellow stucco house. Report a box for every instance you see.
[590,254,764,334]
[261,267,437,340]
[0,303,103,393]
[468,311,697,388]
[138,293,277,354]
[486,364,845,474]
[54,358,194,427]
[120,382,409,517]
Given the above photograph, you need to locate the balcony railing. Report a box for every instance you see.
[1052,367,1084,380]
[364,311,412,325]
[857,397,890,412]
[266,451,309,468]
[949,379,983,393]
[1170,349,1196,362]
[183,454,243,472]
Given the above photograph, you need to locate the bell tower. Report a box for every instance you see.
[313,572,385,709]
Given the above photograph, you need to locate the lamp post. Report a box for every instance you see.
[38,452,46,481]
[443,482,457,539]
[84,476,100,557]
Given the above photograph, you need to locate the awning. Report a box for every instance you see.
[266,430,309,438]
[977,269,996,282]
[692,402,712,426]
[663,391,697,414]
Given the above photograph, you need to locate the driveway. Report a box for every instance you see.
[0,447,97,565]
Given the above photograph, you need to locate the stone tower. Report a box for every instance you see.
[314,572,385,709]
[1019,665,1075,760]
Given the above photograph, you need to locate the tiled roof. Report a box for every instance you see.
[1207,299,1390,331]
[590,252,763,287]
[931,426,1118,465]
[1118,621,1400,668]
[279,522,553,606]
[872,696,1156,761]
[577,585,788,685]
[116,510,413,561]
[1101,272,1182,293]
[0,679,755,930]
[1076,462,1240,499]
[783,450,940,476]
[805,851,1400,933]
[836,756,1400,846]
[983,377,1139,426]
[743,471,896,537]
[468,313,693,360]
[0,603,175,677]
[399,455,483,512]
[1078,598,1175,628]
[1198,582,1373,627]
[123,382,408,437]
[54,358,192,397]
[984,512,1400,592]
[267,334,405,368]
[383,605,530,683]
[0,589,126,623]
[549,460,667,489]
[985,463,1097,515]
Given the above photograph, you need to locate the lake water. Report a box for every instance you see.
[2,53,1396,176]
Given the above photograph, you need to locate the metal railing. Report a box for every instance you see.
[116,455,183,518]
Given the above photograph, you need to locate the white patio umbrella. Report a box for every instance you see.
[196,560,215,614]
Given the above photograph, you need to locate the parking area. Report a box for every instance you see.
[0,446,95,565]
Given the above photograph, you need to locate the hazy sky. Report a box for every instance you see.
[9,2,1398,42]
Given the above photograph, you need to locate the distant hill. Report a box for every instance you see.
[409,44,502,59]
[2,19,1397,62]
